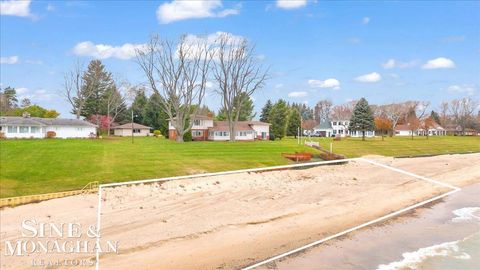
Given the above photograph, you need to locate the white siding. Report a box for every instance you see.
[114,129,150,137]
[1,125,95,138]
[46,126,96,138]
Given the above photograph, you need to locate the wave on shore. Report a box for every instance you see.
[377,207,480,270]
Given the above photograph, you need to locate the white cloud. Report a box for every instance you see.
[205,81,214,89]
[16,87,29,94]
[0,55,19,64]
[355,72,381,83]
[382,59,419,69]
[276,0,307,9]
[447,84,476,95]
[46,4,55,12]
[182,32,246,60]
[156,0,240,24]
[275,83,284,89]
[422,57,456,69]
[17,88,57,102]
[362,17,370,24]
[288,91,308,97]
[308,78,340,89]
[25,59,43,65]
[73,41,148,60]
[0,0,31,17]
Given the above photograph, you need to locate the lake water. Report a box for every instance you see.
[271,184,480,270]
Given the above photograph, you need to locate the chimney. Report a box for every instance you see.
[22,112,31,118]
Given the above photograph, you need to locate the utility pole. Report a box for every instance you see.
[131,110,134,144]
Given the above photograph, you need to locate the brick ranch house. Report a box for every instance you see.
[168,115,270,141]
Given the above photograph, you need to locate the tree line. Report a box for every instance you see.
[258,96,479,140]
[0,87,60,118]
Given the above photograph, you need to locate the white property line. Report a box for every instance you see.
[241,159,461,270]
[94,158,461,270]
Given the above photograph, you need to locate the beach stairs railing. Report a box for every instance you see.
[0,181,99,208]
[304,141,346,160]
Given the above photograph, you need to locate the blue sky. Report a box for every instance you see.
[1,0,479,118]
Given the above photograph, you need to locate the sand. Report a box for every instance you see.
[1,153,479,270]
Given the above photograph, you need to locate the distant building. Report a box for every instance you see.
[168,115,270,141]
[395,122,446,136]
[312,119,375,138]
[113,123,151,137]
[0,116,97,139]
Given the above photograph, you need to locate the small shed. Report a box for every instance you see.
[113,123,151,137]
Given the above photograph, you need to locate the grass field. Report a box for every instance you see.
[1,136,479,198]
[311,135,480,157]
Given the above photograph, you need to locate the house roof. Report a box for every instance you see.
[171,114,213,121]
[0,116,96,127]
[313,121,332,130]
[395,124,411,131]
[247,121,270,126]
[114,123,151,129]
[209,121,255,132]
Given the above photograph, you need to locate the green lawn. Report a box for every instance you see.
[310,135,480,157]
[0,136,478,198]
[0,137,315,198]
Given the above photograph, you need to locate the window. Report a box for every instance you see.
[333,122,337,126]
[31,126,40,133]
[76,127,83,131]
[133,129,141,133]
[192,130,203,137]
[7,126,17,133]
[237,131,247,136]
[19,126,29,133]
[194,120,201,126]
[223,131,228,136]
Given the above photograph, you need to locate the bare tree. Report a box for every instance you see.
[439,101,449,125]
[136,35,213,142]
[63,62,94,119]
[384,103,406,135]
[314,100,333,123]
[212,33,268,142]
[450,97,479,135]
[105,84,126,135]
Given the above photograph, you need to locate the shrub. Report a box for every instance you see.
[153,130,162,137]
[183,131,192,142]
[269,134,275,141]
[46,131,56,139]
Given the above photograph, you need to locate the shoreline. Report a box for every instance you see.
[1,153,479,270]
[268,183,480,270]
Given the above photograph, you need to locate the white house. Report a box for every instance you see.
[395,123,446,137]
[113,123,151,136]
[312,119,375,138]
[0,116,97,139]
[168,115,270,141]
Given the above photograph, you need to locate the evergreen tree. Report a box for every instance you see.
[269,99,289,140]
[143,91,169,136]
[81,60,114,120]
[430,110,441,125]
[286,108,301,138]
[348,97,375,141]
[1,87,18,112]
[216,93,255,121]
[260,100,273,122]
[130,89,148,124]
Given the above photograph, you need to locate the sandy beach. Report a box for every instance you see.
[1,153,479,270]
[268,183,480,270]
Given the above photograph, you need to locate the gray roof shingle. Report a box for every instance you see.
[0,116,97,127]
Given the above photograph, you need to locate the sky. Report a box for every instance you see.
[1,0,479,118]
